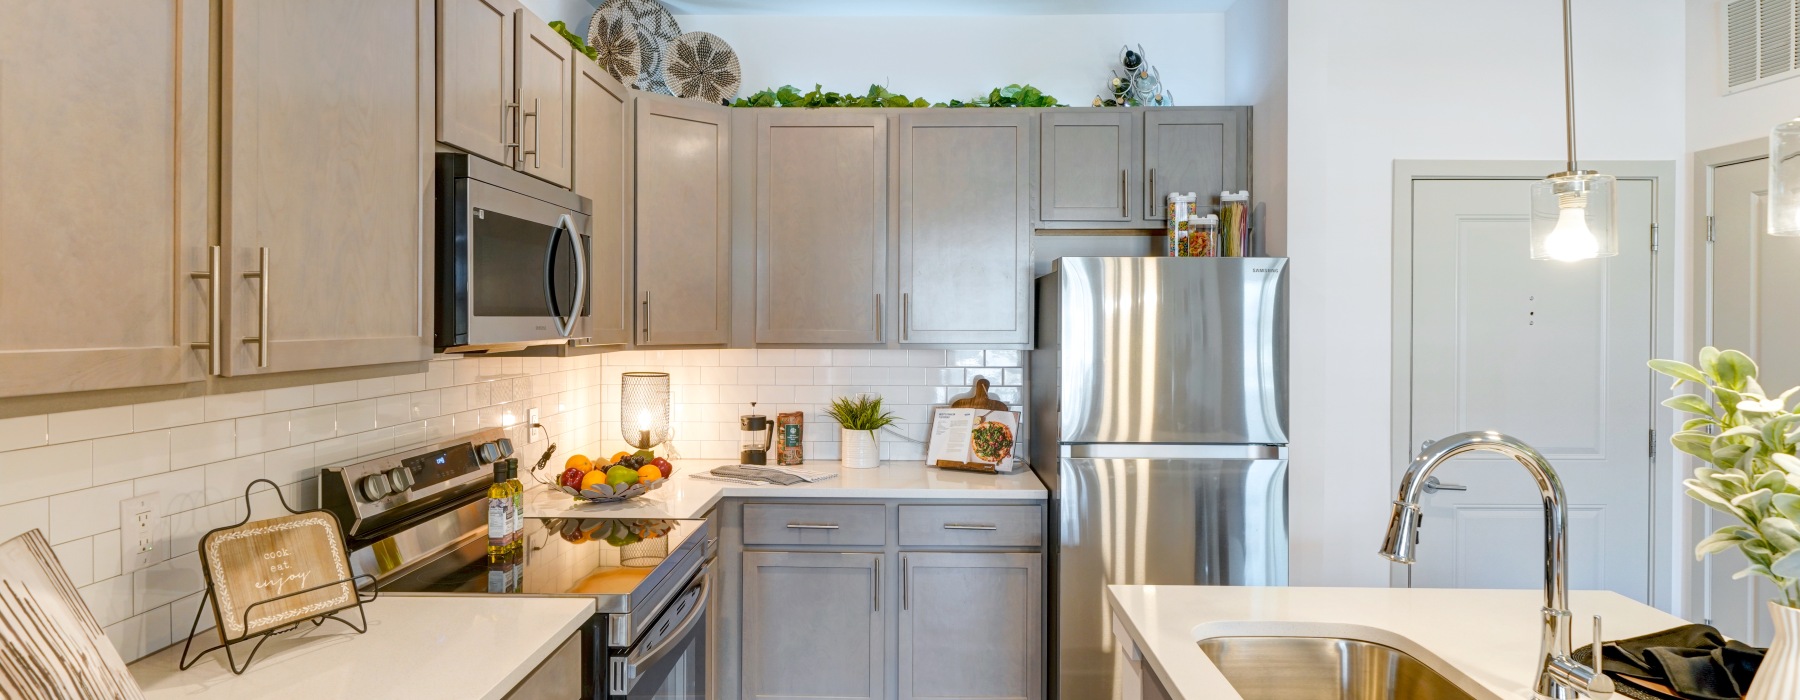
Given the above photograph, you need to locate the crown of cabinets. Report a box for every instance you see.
[1038,108,1247,228]
[0,0,434,400]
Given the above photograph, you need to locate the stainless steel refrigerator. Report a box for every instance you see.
[1029,257,1289,700]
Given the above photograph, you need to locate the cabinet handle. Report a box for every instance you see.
[641,292,650,342]
[1120,169,1128,218]
[242,247,269,368]
[875,293,883,343]
[943,523,999,531]
[1148,168,1157,217]
[873,556,880,612]
[521,98,541,168]
[189,245,221,376]
[502,101,520,159]
[784,523,840,530]
[901,292,911,341]
[902,554,910,610]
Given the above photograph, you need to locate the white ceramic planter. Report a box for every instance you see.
[841,429,880,469]
[1748,601,1800,700]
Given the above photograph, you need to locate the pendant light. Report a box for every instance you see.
[1770,117,1800,236]
[1530,0,1617,261]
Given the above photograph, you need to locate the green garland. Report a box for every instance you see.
[732,83,1064,108]
[547,21,598,61]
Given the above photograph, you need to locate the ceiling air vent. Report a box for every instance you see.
[1724,0,1800,93]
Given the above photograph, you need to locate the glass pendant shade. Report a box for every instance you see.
[1770,117,1800,236]
[620,372,670,450]
[1529,171,1617,261]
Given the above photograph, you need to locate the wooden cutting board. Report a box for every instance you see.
[200,510,357,640]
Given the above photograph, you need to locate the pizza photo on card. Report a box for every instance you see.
[927,407,1021,473]
[969,418,1014,464]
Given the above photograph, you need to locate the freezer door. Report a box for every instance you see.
[1054,455,1288,700]
[1055,257,1288,445]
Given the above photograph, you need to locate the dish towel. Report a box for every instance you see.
[706,465,838,486]
[1572,624,1764,700]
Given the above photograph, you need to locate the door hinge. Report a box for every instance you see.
[1706,215,1716,243]
[1650,223,1659,252]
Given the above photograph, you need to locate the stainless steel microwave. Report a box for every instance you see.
[435,154,593,352]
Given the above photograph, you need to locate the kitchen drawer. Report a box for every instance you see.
[743,504,887,547]
[899,504,1044,548]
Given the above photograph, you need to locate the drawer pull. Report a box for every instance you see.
[786,523,840,530]
[943,524,999,531]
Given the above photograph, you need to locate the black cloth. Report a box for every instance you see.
[1570,624,1764,700]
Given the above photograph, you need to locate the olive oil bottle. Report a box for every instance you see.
[487,462,511,563]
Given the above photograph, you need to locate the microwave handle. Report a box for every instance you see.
[544,214,586,339]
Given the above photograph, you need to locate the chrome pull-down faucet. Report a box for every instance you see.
[1378,431,1614,700]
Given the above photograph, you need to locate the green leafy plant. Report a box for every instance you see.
[547,21,598,62]
[1651,347,1800,607]
[824,394,898,439]
[730,83,1061,109]
[935,84,1063,108]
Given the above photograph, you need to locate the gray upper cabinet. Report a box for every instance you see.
[572,58,631,346]
[436,0,516,165]
[754,112,888,344]
[514,7,573,188]
[742,551,885,700]
[1142,107,1245,223]
[635,94,731,345]
[897,112,1033,345]
[898,552,1044,700]
[1039,111,1133,222]
[0,0,211,397]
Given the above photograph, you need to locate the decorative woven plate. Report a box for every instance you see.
[587,0,680,94]
[663,31,741,104]
[555,475,670,504]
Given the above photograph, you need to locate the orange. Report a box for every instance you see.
[578,470,608,491]
[608,451,632,465]
[637,465,663,483]
[565,454,594,473]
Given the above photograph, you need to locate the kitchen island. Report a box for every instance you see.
[1106,586,1690,700]
[129,596,594,700]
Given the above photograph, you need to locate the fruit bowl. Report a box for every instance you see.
[553,477,669,504]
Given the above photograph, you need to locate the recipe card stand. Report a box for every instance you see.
[935,378,1012,474]
[178,479,378,675]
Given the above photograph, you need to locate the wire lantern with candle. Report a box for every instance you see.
[620,372,671,450]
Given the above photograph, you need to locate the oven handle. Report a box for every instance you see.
[618,559,710,690]
[543,213,586,338]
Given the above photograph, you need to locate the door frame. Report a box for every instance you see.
[1389,160,1678,612]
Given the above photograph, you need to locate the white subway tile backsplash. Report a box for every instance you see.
[92,430,172,485]
[949,350,985,367]
[1003,368,1024,386]
[263,444,315,487]
[167,501,241,557]
[736,366,776,385]
[134,552,203,615]
[0,415,47,453]
[203,391,264,422]
[48,406,134,444]
[0,500,49,543]
[313,380,360,405]
[49,481,133,544]
[313,435,360,469]
[106,605,171,663]
[203,456,266,505]
[135,467,207,516]
[53,537,94,587]
[336,399,378,434]
[985,349,1022,367]
[0,442,92,505]
[131,398,204,432]
[756,349,795,366]
[376,394,412,427]
[170,421,235,470]
[263,386,314,413]
[289,406,337,445]
[700,366,734,385]
[234,412,291,457]
[93,529,121,581]
[357,376,396,399]
[81,574,135,628]
[393,372,427,394]
[831,349,869,366]
[775,367,812,385]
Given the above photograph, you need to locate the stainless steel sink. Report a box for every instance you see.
[1197,636,1479,700]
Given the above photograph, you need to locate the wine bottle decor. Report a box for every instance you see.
[1094,44,1173,107]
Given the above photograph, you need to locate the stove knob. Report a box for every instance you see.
[358,474,391,502]
[386,467,414,492]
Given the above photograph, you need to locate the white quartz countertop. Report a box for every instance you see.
[1107,585,1690,700]
[524,459,1046,519]
[130,596,594,700]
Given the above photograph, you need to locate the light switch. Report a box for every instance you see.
[120,494,160,573]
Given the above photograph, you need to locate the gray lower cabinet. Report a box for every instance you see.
[898,552,1044,700]
[635,93,731,345]
[897,113,1033,345]
[741,551,886,700]
[754,111,888,344]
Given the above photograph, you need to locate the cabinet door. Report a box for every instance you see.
[1142,107,1246,222]
[1039,111,1133,222]
[572,58,632,346]
[222,0,435,375]
[0,0,212,398]
[897,113,1032,345]
[755,112,888,344]
[898,552,1044,700]
[515,7,572,187]
[437,0,516,164]
[742,552,884,700]
[635,95,730,346]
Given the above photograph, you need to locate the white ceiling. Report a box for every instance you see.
[659,0,1238,16]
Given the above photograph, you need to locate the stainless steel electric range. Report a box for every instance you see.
[320,428,711,699]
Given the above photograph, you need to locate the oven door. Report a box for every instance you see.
[607,557,710,699]
[458,179,591,348]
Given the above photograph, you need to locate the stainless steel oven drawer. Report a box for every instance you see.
[898,504,1043,547]
[743,504,886,547]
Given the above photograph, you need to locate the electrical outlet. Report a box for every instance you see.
[527,407,539,425]
[120,494,160,573]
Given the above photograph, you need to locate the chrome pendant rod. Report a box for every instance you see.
[1562,0,1578,173]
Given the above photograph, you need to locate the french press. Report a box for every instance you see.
[739,413,773,465]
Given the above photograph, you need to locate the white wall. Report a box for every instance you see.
[518,0,598,27]
[1284,0,1686,588]
[669,14,1227,106]
[1687,0,1800,154]
[1225,0,1287,254]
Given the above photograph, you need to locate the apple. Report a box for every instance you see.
[559,467,585,489]
[651,457,673,476]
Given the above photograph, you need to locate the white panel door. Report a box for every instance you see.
[1409,178,1655,602]
[1704,157,1800,646]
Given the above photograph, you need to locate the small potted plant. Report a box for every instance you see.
[1652,347,1800,699]
[826,394,896,469]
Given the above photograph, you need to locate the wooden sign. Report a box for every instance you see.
[200,510,356,640]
